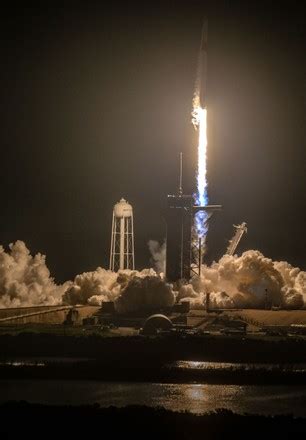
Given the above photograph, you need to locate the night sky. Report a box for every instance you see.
[1,2,305,283]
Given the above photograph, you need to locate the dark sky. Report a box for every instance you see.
[1,1,305,282]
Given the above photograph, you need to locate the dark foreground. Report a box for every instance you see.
[1,402,306,439]
[2,332,306,363]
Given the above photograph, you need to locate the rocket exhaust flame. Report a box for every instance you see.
[193,105,208,207]
[192,20,209,241]
[192,98,209,238]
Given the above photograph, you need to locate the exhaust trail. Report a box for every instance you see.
[192,20,209,240]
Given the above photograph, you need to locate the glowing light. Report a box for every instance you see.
[193,105,208,206]
[192,95,208,238]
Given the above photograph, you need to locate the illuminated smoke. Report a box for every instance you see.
[0,242,305,312]
[62,267,119,306]
[63,267,175,314]
[182,250,306,309]
[177,284,205,309]
[66,251,305,311]
[115,275,175,314]
[147,240,166,274]
[0,241,69,308]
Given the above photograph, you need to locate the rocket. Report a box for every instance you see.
[197,19,208,109]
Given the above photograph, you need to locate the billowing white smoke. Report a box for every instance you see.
[62,267,119,306]
[274,260,306,309]
[179,250,306,310]
[115,275,175,314]
[147,240,166,274]
[1,242,305,312]
[63,267,176,314]
[66,250,305,312]
[177,284,205,309]
[0,241,69,308]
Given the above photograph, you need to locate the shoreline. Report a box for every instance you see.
[1,403,306,438]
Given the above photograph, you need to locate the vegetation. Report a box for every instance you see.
[1,403,306,438]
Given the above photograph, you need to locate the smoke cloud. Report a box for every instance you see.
[62,267,119,306]
[0,242,305,312]
[182,250,306,310]
[148,240,166,274]
[0,241,69,308]
[63,267,176,314]
[115,275,175,314]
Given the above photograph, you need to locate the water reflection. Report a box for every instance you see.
[170,360,306,372]
[0,361,45,367]
[0,357,92,367]
[2,380,306,416]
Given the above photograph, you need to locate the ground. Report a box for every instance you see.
[1,305,306,336]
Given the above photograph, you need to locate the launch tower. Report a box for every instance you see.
[165,155,221,282]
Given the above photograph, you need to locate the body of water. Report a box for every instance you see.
[2,380,306,416]
[168,360,306,372]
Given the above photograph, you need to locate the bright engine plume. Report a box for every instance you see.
[192,20,209,239]
[192,99,208,237]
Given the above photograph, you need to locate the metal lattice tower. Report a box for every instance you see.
[226,222,247,256]
[109,198,135,271]
[165,153,221,282]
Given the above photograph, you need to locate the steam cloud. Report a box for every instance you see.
[115,275,175,314]
[0,241,305,312]
[147,240,166,274]
[181,250,306,310]
[0,241,69,308]
[63,267,176,314]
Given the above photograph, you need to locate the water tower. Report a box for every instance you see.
[109,198,135,271]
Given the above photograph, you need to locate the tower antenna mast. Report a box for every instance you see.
[178,152,183,196]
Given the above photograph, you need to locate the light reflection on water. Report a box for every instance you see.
[170,361,306,372]
[2,380,306,416]
[0,357,92,367]
[2,359,306,373]
[0,361,45,367]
